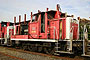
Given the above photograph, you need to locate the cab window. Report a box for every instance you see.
[32,14,39,22]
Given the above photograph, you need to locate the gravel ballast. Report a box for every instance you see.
[0,46,84,60]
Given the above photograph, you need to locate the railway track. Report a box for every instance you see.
[0,46,85,60]
[0,51,25,60]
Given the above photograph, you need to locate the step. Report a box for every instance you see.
[55,47,60,48]
[55,51,73,54]
[87,47,90,51]
[87,42,90,45]
[87,45,90,47]
[7,45,12,46]
[86,52,90,55]
[82,54,90,57]
[54,53,60,55]
[55,43,60,44]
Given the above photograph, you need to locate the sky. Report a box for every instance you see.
[0,0,90,22]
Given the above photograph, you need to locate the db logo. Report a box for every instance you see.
[32,27,36,30]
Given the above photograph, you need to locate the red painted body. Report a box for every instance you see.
[11,35,28,39]
[2,27,7,38]
[11,5,79,40]
[73,23,78,40]
[0,22,14,39]
[61,18,66,40]
[28,22,39,39]
[49,20,60,39]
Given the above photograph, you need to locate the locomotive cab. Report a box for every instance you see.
[29,9,61,39]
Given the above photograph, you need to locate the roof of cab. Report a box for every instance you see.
[33,10,57,15]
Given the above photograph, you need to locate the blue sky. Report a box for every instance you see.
[0,0,90,22]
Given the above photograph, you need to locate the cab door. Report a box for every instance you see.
[39,13,46,39]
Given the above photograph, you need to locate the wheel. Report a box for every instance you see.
[22,45,27,50]
[44,47,55,55]
[28,45,37,52]
[37,46,42,52]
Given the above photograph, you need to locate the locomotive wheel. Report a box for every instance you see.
[38,46,43,52]
[44,47,55,55]
[28,45,36,52]
[27,45,33,51]
[28,45,31,51]
[22,45,27,50]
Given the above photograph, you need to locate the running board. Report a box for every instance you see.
[54,53,60,56]
[1,43,7,46]
[82,54,90,57]
[55,51,73,54]
[7,45,12,46]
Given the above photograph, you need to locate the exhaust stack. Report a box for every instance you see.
[31,12,32,22]
[77,17,80,20]
[14,16,16,35]
[14,17,16,24]
[56,4,60,11]
[18,15,21,34]
[24,14,26,24]
[19,15,21,24]
[46,8,48,11]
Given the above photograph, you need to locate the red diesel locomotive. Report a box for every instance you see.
[0,4,85,56]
